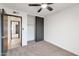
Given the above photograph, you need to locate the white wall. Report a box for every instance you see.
[27,15,35,41]
[45,4,79,55]
[0,5,27,46]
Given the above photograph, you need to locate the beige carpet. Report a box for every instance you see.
[6,41,77,56]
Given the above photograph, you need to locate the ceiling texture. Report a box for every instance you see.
[0,3,76,17]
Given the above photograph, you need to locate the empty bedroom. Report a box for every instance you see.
[0,3,79,56]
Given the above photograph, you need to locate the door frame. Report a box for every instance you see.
[1,14,22,55]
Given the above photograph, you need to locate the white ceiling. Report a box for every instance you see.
[0,3,76,17]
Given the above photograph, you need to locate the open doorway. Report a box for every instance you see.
[27,15,35,43]
[27,15,44,44]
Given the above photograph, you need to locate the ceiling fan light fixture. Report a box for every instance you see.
[41,4,47,8]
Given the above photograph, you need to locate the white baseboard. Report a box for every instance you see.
[45,39,78,56]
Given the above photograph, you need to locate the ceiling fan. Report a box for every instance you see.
[28,3,54,13]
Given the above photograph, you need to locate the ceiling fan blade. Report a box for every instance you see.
[47,6,53,11]
[29,4,41,6]
[47,3,53,5]
[38,8,42,13]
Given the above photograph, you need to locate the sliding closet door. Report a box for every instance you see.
[0,15,2,55]
[35,16,44,42]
